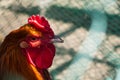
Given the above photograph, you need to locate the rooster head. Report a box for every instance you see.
[19,15,63,69]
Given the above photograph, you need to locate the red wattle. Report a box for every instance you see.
[23,44,55,69]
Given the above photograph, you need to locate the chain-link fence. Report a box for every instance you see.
[0,0,120,80]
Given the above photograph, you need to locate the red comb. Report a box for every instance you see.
[28,15,54,38]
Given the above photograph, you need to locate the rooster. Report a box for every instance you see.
[0,15,63,80]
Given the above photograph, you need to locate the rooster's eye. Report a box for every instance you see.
[32,38,36,40]
[30,37,38,41]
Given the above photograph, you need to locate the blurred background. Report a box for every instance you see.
[0,0,120,80]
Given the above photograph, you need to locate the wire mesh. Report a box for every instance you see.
[0,0,120,80]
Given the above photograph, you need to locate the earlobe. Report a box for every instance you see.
[20,41,28,48]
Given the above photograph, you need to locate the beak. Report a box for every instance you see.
[50,35,64,43]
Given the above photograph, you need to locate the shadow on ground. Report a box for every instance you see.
[7,4,41,16]
[45,5,120,37]
[45,5,91,37]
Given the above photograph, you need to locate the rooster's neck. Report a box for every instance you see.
[30,64,44,80]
